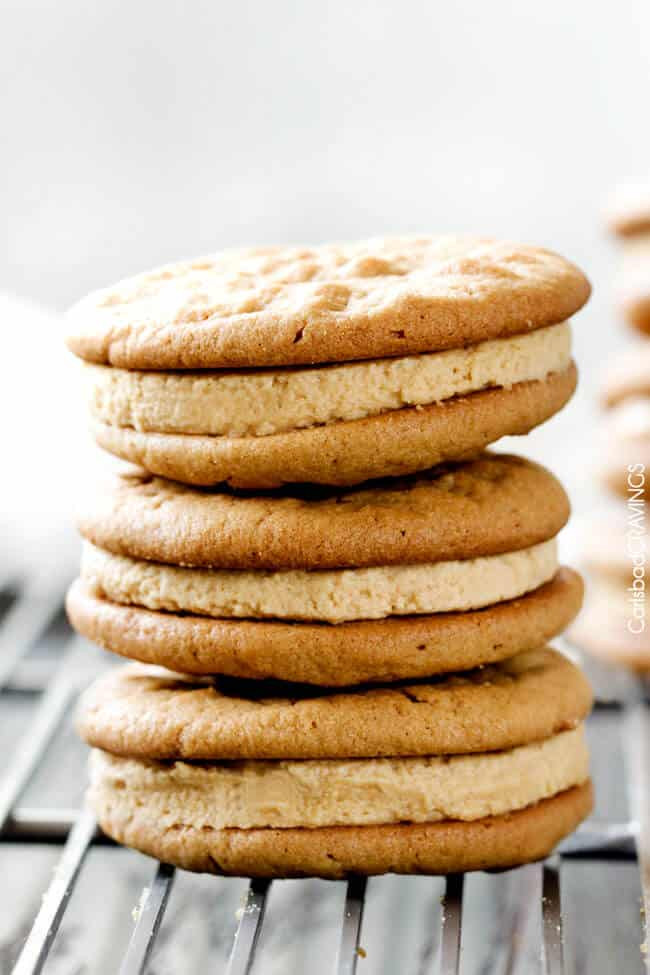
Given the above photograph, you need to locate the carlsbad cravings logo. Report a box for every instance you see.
[627,464,646,634]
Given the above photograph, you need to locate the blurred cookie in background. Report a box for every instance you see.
[570,202,650,675]
[570,509,650,671]
[607,185,650,334]
[599,345,650,497]
[601,342,650,408]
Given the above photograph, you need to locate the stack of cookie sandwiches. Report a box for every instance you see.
[66,236,593,878]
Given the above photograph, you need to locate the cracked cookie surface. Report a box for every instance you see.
[65,236,590,370]
[76,647,593,760]
[77,452,570,570]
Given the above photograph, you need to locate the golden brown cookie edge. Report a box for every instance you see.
[77,453,570,569]
[65,239,590,369]
[67,569,583,686]
[90,780,593,878]
[90,364,577,488]
[75,646,593,761]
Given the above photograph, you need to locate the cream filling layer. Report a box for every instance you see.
[84,321,571,438]
[81,538,558,623]
[89,726,589,829]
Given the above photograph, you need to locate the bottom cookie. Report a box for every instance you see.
[91,781,592,879]
[66,569,583,685]
[90,366,577,488]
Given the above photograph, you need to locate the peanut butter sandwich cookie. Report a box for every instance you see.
[66,237,589,487]
[78,648,593,878]
[67,453,583,685]
[598,346,650,497]
[607,187,650,334]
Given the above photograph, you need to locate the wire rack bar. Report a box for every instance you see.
[0,580,69,688]
[623,696,650,973]
[507,864,541,975]
[541,858,564,975]
[225,878,270,975]
[334,875,367,975]
[439,873,463,975]
[1,577,649,974]
[558,820,637,858]
[4,806,105,842]
[0,671,77,829]
[12,807,97,975]
[119,862,176,975]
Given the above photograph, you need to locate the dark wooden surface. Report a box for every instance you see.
[0,593,646,974]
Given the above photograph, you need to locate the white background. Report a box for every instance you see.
[1,0,649,566]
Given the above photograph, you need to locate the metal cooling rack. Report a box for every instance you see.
[1,575,649,975]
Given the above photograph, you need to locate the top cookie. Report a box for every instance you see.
[65,237,590,370]
[78,453,569,570]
